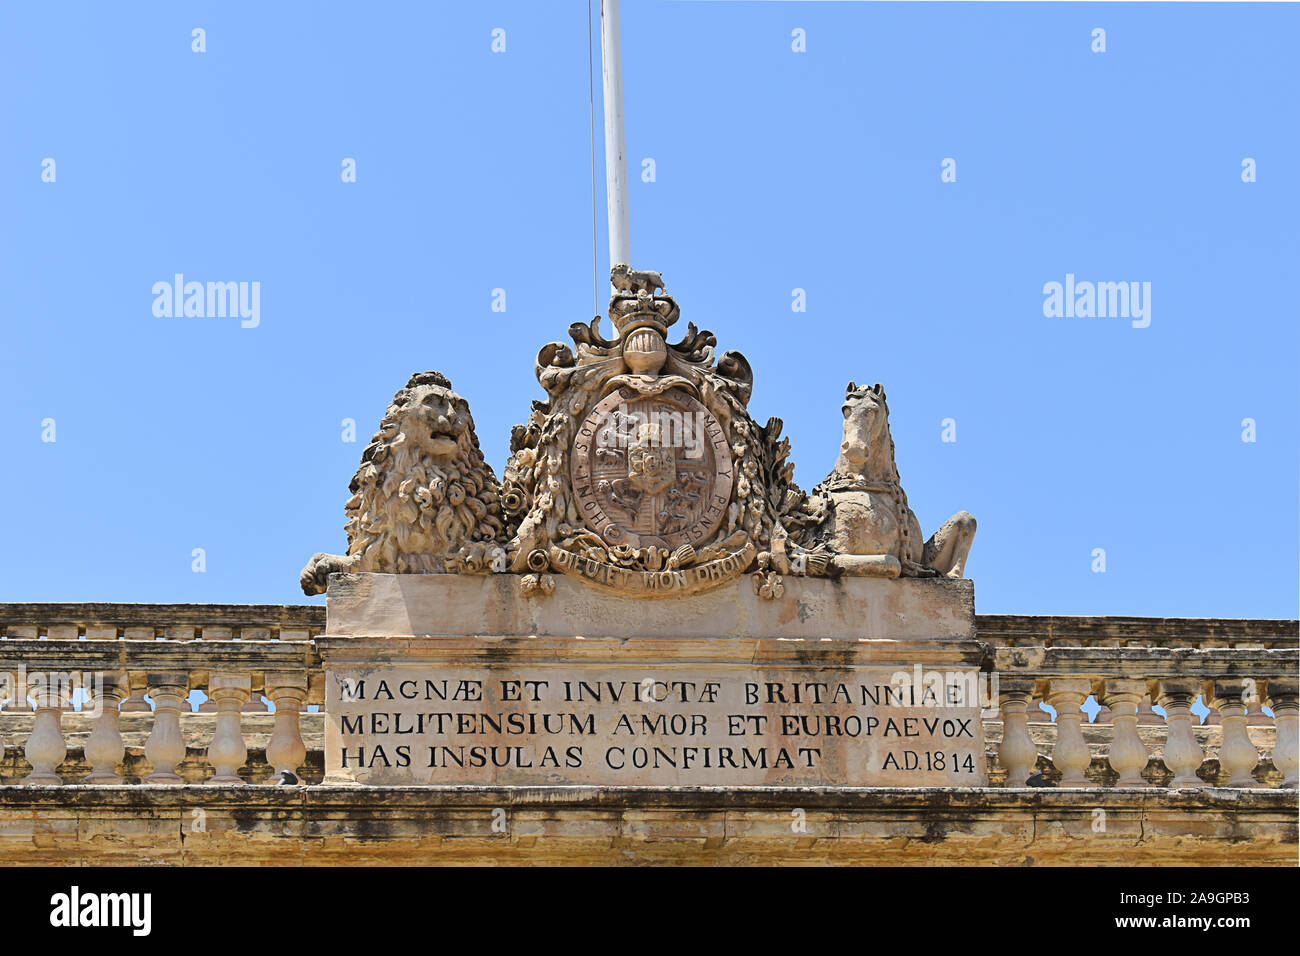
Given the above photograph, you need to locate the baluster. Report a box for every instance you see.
[1265,678,1298,789]
[240,628,272,713]
[1045,678,1094,787]
[1212,678,1260,788]
[120,672,150,713]
[1136,694,1162,725]
[206,673,250,784]
[144,672,188,784]
[1156,679,1204,787]
[1102,679,1151,786]
[123,630,155,715]
[1246,699,1271,726]
[265,673,308,782]
[84,673,127,784]
[243,681,270,714]
[197,675,217,713]
[45,627,80,713]
[1093,697,1113,724]
[1,670,23,711]
[996,678,1037,786]
[22,674,69,784]
[5,663,32,712]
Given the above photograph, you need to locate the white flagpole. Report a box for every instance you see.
[601,0,631,282]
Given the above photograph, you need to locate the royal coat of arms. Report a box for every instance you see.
[300,267,975,599]
[571,388,732,551]
[497,270,797,595]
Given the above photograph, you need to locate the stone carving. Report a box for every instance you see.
[571,388,733,552]
[796,382,976,579]
[299,271,975,597]
[299,372,504,595]
[610,264,665,296]
[501,272,798,596]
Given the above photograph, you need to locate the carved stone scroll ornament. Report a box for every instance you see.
[299,372,505,595]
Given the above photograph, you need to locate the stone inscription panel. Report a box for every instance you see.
[325,664,988,787]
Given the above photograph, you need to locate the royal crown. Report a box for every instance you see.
[608,265,681,338]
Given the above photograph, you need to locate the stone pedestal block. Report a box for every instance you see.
[326,572,975,642]
[320,573,987,789]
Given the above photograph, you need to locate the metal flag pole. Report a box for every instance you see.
[601,0,631,283]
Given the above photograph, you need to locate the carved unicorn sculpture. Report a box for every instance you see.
[811,382,975,578]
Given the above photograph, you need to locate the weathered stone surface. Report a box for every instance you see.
[0,786,1292,866]
[298,270,979,601]
[502,275,776,595]
[0,601,1289,863]
[982,719,1285,788]
[974,613,1298,649]
[569,387,734,555]
[993,644,1298,679]
[326,571,975,641]
[300,372,506,595]
[0,602,324,638]
[3,712,1279,788]
[321,563,986,789]
[0,713,327,785]
[802,382,975,578]
[4,603,1291,649]
[319,637,988,787]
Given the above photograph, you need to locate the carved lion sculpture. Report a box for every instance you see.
[299,371,505,595]
[609,264,665,296]
[808,382,976,578]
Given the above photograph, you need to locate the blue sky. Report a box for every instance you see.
[1,1,1295,618]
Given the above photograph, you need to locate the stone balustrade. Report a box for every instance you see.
[990,646,1298,789]
[0,604,1295,789]
[0,616,323,785]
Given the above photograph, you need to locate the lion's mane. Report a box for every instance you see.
[300,371,503,594]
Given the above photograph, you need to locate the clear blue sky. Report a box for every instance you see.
[1,1,1295,618]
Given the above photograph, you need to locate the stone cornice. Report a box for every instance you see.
[3,603,1292,648]
[314,635,987,667]
[0,603,324,632]
[977,613,1298,648]
[1,783,1294,811]
[993,645,1299,679]
[0,639,319,674]
[0,785,1292,865]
